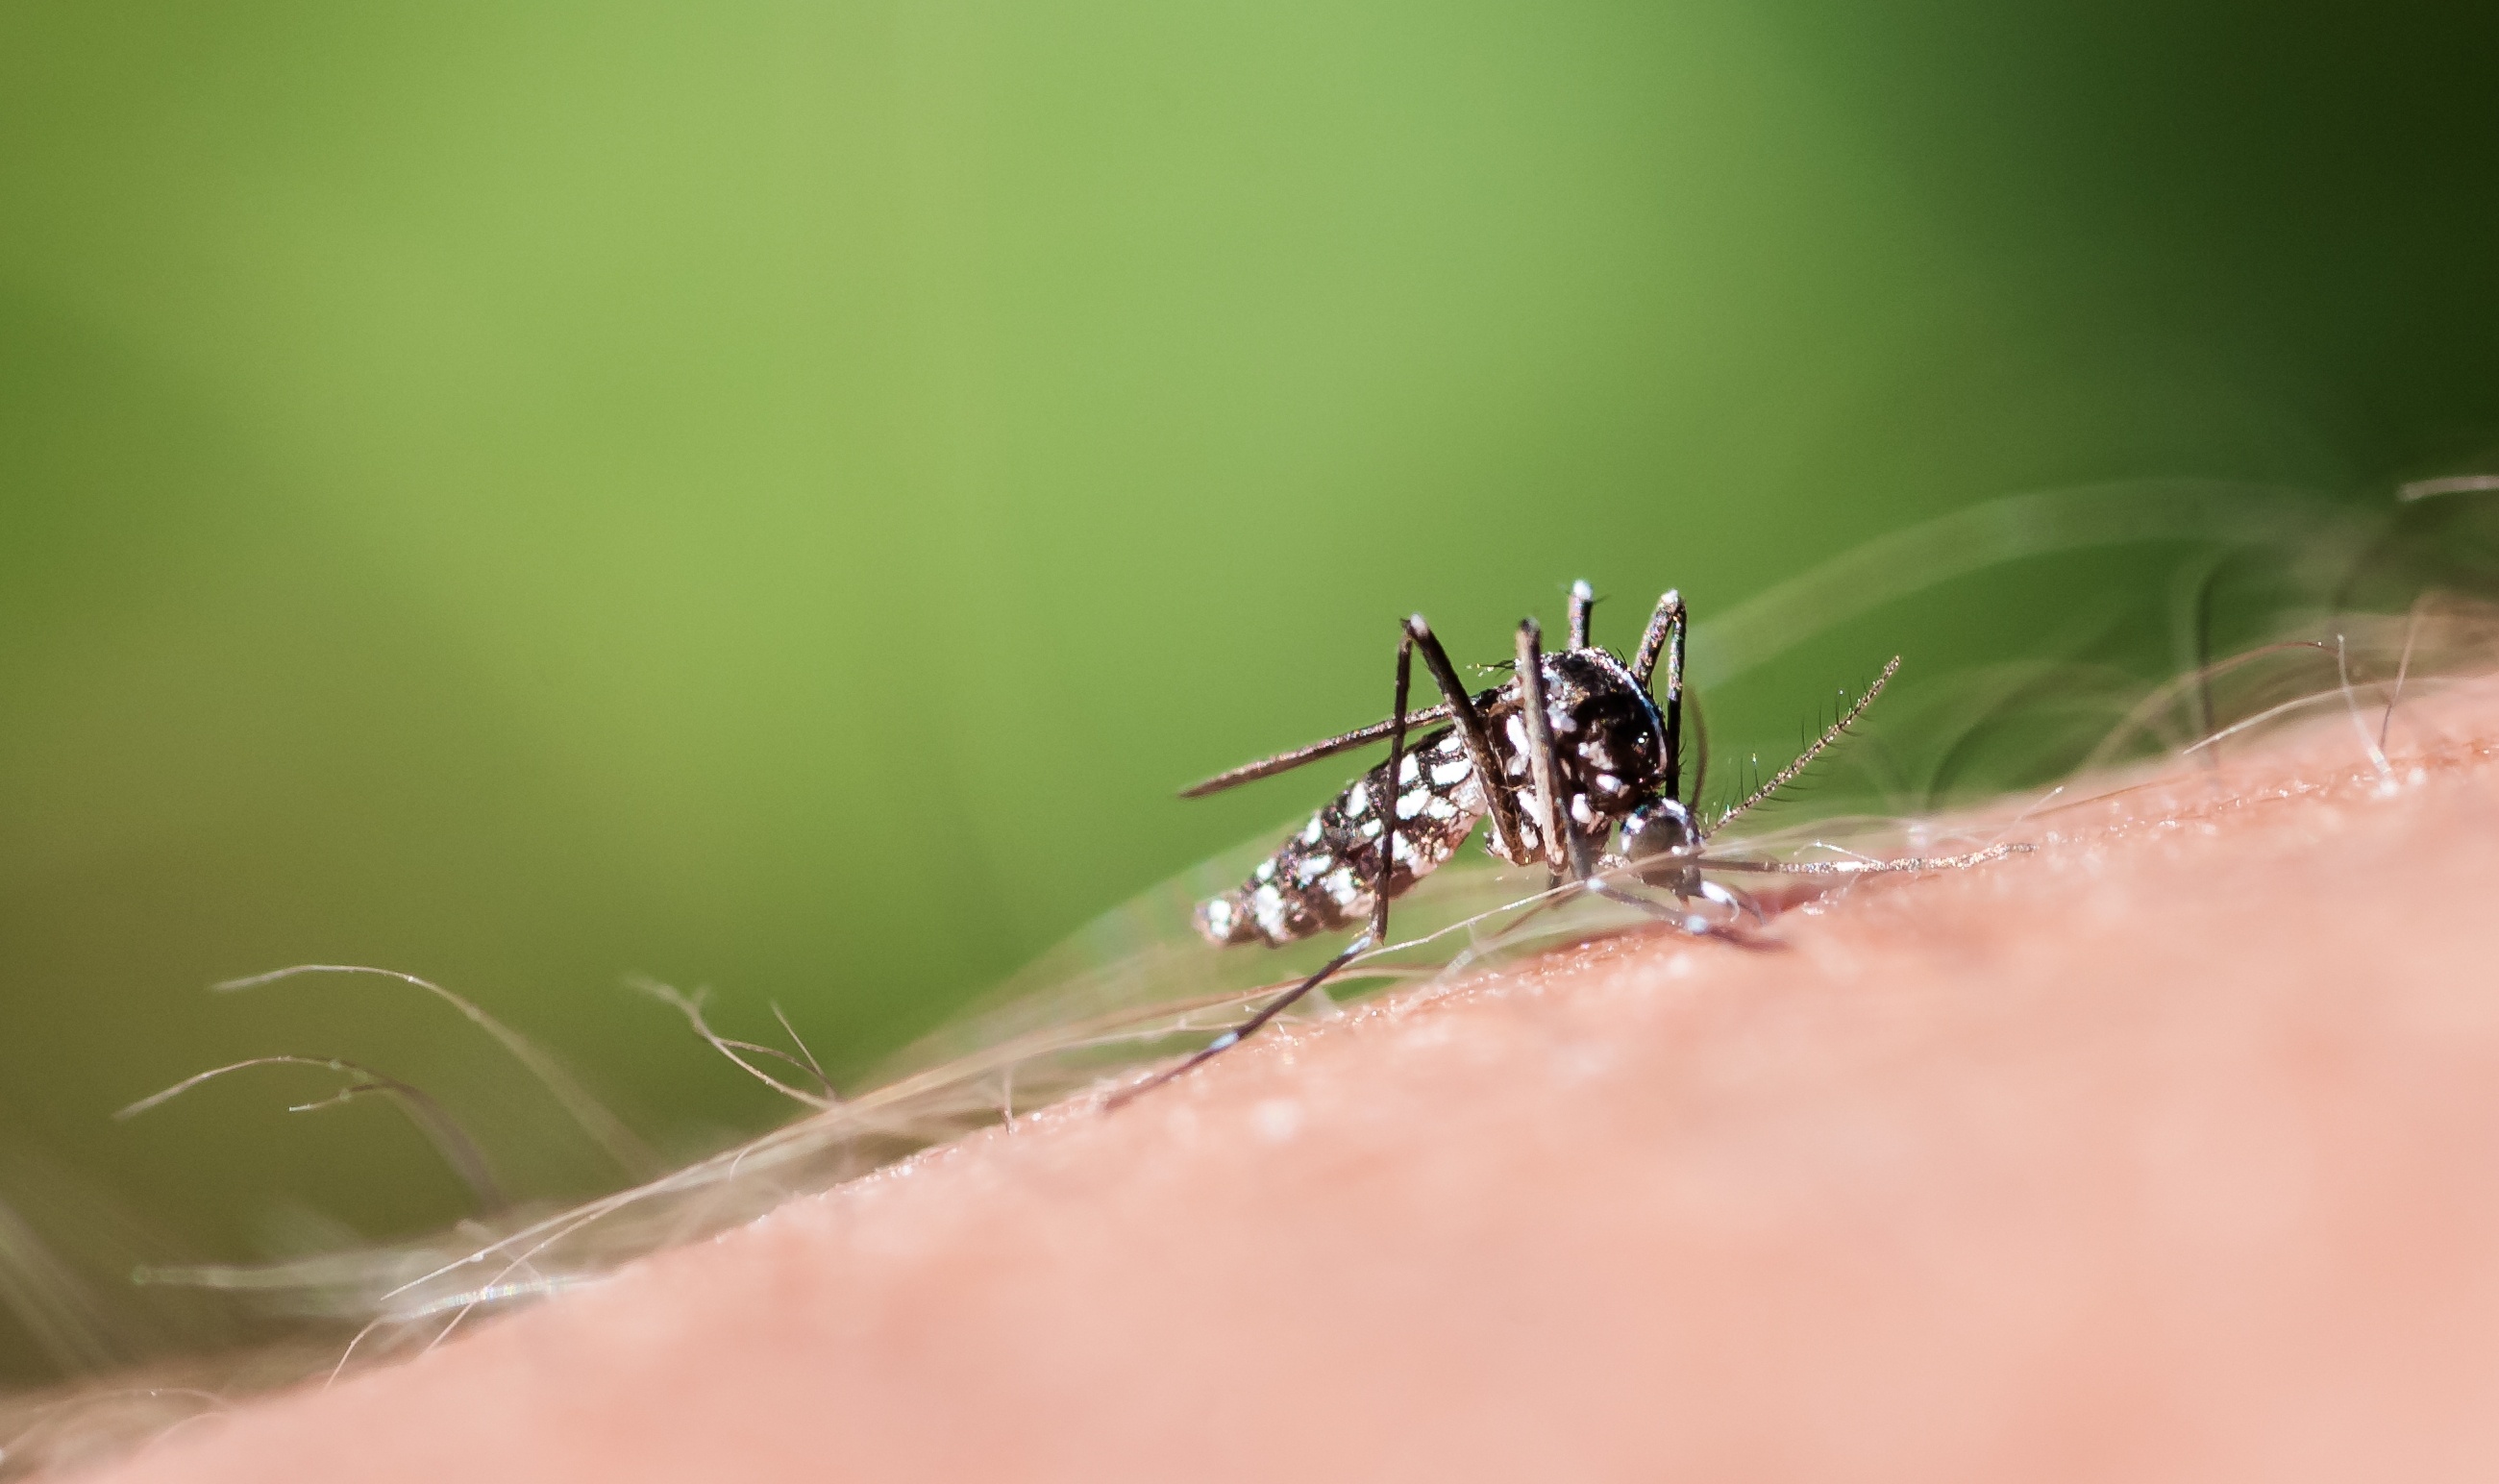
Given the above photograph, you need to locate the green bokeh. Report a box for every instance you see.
[3,0,2496,1379]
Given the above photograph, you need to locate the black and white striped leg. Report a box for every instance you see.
[1109,620,1421,1107]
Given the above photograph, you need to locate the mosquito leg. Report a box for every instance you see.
[1685,687,1708,812]
[1104,940,1371,1107]
[1180,580,1620,800]
[1515,617,1557,863]
[1695,877,1766,922]
[1373,625,1413,949]
[1171,737,1416,1084]
[1630,590,1687,799]
[1407,615,1528,860]
[1109,621,1421,1108]
[1516,617,1596,879]
[1178,702,1459,799]
[1630,589,1685,689]
[1584,877,1772,949]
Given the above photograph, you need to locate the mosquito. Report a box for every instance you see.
[1110,581,1904,1106]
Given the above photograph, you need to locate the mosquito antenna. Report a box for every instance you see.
[117,1056,507,1215]
[213,965,660,1180]
[1708,656,1899,837]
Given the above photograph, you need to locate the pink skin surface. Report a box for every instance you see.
[84,680,2499,1483]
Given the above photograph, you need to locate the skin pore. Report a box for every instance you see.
[63,674,2499,1483]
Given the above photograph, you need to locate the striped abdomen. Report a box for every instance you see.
[1197,727,1487,947]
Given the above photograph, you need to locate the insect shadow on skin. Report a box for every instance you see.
[1110,581,2016,1107]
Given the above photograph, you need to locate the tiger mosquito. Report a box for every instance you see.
[1108,581,1910,1107]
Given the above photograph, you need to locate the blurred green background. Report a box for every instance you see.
[4,0,2497,1381]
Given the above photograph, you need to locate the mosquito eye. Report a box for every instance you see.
[1621,799,1696,860]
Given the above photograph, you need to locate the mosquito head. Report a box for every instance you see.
[1618,794,1702,891]
[1619,796,1698,861]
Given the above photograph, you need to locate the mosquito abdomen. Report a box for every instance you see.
[1198,728,1488,947]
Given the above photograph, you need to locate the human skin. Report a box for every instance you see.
[77,678,2499,1483]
